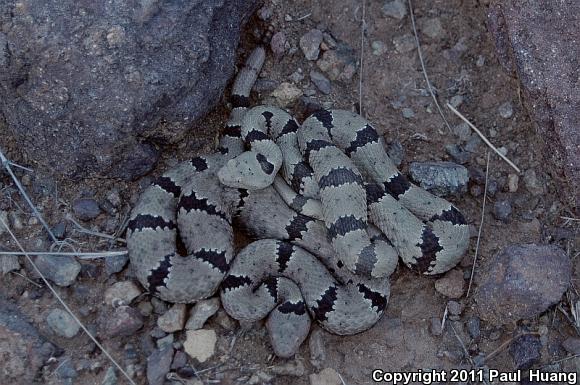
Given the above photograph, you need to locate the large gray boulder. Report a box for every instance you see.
[0,0,257,180]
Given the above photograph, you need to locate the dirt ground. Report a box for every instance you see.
[1,1,579,384]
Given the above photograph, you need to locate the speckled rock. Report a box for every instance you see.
[309,368,343,385]
[185,298,220,330]
[72,198,101,221]
[434,269,465,299]
[104,281,142,306]
[104,306,144,337]
[300,29,323,61]
[409,161,469,196]
[158,304,187,333]
[46,308,80,338]
[34,255,81,287]
[146,347,174,385]
[183,329,216,363]
[475,244,571,325]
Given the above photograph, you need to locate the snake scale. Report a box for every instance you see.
[126,47,470,357]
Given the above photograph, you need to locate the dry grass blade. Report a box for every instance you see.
[446,103,521,173]
[466,152,490,298]
[0,215,137,385]
[408,0,453,133]
[358,0,366,117]
[0,250,127,258]
[0,147,58,243]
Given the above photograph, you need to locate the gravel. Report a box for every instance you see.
[34,255,81,287]
[270,31,287,57]
[185,297,220,330]
[381,0,407,20]
[310,70,332,95]
[466,316,481,339]
[146,347,174,385]
[493,200,513,222]
[299,29,323,61]
[498,101,514,118]
[510,333,542,369]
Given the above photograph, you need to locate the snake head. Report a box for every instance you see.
[218,150,279,190]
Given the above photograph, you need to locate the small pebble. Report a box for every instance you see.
[381,0,407,19]
[409,161,469,196]
[498,101,514,119]
[72,198,101,221]
[257,5,273,21]
[51,222,66,240]
[158,304,187,333]
[445,144,471,164]
[300,29,323,61]
[562,337,580,355]
[476,55,485,67]
[270,31,287,57]
[185,298,219,330]
[101,367,117,385]
[184,329,216,363]
[464,134,482,152]
[386,140,405,167]
[430,317,443,336]
[146,347,174,385]
[452,122,471,142]
[289,69,304,83]
[401,107,415,119]
[493,200,512,222]
[310,70,332,95]
[419,18,443,39]
[510,334,541,369]
[449,95,464,108]
[56,358,78,379]
[487,179,498,197]
[34,255,81,287]
[371,40,387,56]
[466,316,481,339]
[447,300,464,316]
[105,306,144,337]
[270,360,305,376]
[392,34,416,53]
[470,184,483,198]
[156,334,174,350]
[309,368,343,385]
[104,281,142,306]
[105,254,129,275]
[434,269,465,299]
[271,82,302,106]
[47,308,80,338]
[507,173,519,192]
[523,169,544,196]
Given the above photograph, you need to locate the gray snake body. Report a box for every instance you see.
[126,47,469,357]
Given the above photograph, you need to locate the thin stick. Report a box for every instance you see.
[0,251,127,258]
[466,152,490,298]
[408,0,453,133]
[0,148,58,243]
[8,161,34,172]
[10,270,43,288]
[441,303,449,331]
[450,324,475,367]
[0,216,137,385]
[483,332,540,364]
[67,214,127,244]
[446,103,521,173]
[358,0,366,116]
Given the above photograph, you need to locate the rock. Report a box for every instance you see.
[562,337,580,355]
[171,350,188,370]
[508,173,519,192]
[105,254,129,276]
[510,334,541,369]
[309,328,326,367]
[146,347,174,385]
[430,317,443,336]
[453,122,472,142]
[487,1,580,208]
[0,296,53,382]
[300,29,324,61]
[248,371,274,384]
[0,0,258,181]
[156,334,174,350]
[445,144,471,164]
[493,200,512,222]
[309,368,343,385]
[498,101,514,118]
[447,301,464,316]
[56,358,78,380]
[466,316,481,339]
[34,255,81,287]
[316,45,357,82]
[435,269,465,299]
[257,5,273,21]
[393,34,416,53]
[158,304,187,333]
[184,329,217,363]
[475,244,571,325]
[449,95,464,108]
[381,0,407,20]
[386,140,405,167]
[72,198,101,221]
[52,222,67,240]
[310,70,332,95]
[271,82,302,106]
[371,40,388,56]
[185,298,220,330]
[101,367,117,385]
[270,31,287,57]
[104,306,144,337]
[419,18,444,39]
[1,254,20,274]
[523,169,545,196]
[270,360,305,376]
[46,308,80,338]
[409,161,469,196]
[104,281,142,306]
[402,107,415,119]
